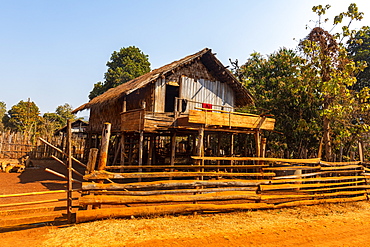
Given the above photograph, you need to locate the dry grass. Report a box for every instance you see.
[41,201,370,247]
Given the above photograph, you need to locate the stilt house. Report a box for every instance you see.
[73,48,275,168]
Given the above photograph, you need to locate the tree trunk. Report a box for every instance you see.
[323,115,332,161]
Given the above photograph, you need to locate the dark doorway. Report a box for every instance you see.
[165,85,179,112]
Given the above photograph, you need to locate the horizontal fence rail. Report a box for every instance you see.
[76,157,370,223]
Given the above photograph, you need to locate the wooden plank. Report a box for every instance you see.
[0,190,68,198]
[84,171,276,180]
[45,168,83,184]
[191,156,320,164]
[269,176,366,184]
[188,110,276,130]
[194,107,260,117]
[76,202,275,223]
[273,170,363,180]
[261,190,367,201]
[105,164,269,169]
[89,187,258,196]
[79,191,261,205]
[262,166,321,171]
[38,137,87,168]
[0,198,77,208]
[82,179,269,190]
[320,165,363,170]
[260,180,367,191]
[301,184,370,192]
[320,161,361,166]
[51,155,84,177]
[121,109,145,132]
[274,195,367,208]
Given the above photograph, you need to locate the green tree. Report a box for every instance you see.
[6,100,41,134]
[236,3,370,160]
[55,103,77,126]
[89,46,151,99]
[237,48,321,157]
[42,112,64,132]
[299,3,369,160]
[0,101,6,131]
[347,27,370,90]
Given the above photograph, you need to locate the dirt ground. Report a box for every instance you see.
[1,160,370,247]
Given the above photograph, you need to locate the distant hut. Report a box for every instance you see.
[55,119,88,138]
[73,48,275,168]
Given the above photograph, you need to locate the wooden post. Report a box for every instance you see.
[120,96,126,167]
[86,148,98,174]
[230,133,234,166]
[254,130,261,157]
[217,133,221,171]
[359,140,364,163]
[196,127,204,176]
[197,128,204,162]
[192,134,197,155]
[147,135,154,166]
[318,137,323,159]
[138,131,144,171]
[122,96,127,112]
[120,133,125,168]
[97,123,111,171]
[66,119,73,224]
[261,138,267,158]
[94,134,99,149]
[128,135,133,166]
[170,132,176,171]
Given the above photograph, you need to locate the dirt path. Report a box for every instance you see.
[1,204,370,247]
[1,160,370,246]
[126,215,370,247]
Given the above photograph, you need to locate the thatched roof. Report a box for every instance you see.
[73,48,253,113]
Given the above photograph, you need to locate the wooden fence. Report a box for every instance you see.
[0,190,80,228]
[0,131,86,160]
[76,157,370,223]
[0,122,86,228]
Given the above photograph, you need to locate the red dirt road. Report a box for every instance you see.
[1,160,370,246]
[126,215,370,247]
[2,206,369,247]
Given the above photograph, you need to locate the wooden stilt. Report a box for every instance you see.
[254,130,261,157]
[230,133,234,166]
[120,133,125,170]
[128,135,133,166]
[170,132,176,171]
[192,134,197,156]
[147,135,154,166]
[97,123,111,171]
[217,133,221,171]
[66,119,73,224]
[138,131,144,170]
[359,140,364,163]
[86,148,99,174]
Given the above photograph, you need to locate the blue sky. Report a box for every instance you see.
[1,0,369,117]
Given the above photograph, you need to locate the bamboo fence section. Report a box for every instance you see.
[0,124,85,227]
[76,156,370,223]
[0,131,86,160]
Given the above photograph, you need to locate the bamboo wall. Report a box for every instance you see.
[76,158,370,223]
[0,131,33,159]
[0,131,86,160]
